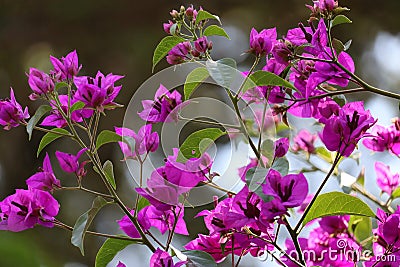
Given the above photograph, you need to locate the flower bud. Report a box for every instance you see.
[28,68,54,98]
[208,40,213,50]
[272,41,292,65]
[194,36,209,53]
[186,6,194,19]
[191,50,200,57]
[163,20,174,34]
[170,9,179,19]
[249,28,273,56]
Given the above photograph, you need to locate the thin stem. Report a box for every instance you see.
[178,115,241,130]
[231,234,235,267]
[54,220,142,242]
[146,230,166,250]
[234,250,245,267]
[326,18,337,61]
[257,96,269,154]
[235,56,260,99]
[134,158,144,218]
[166,204,184,251]
[284,218,305,266]
[90,111,101,152]
[293,87,367,102]
[351,183,394,213]
[21,122,74,137]
[247,231,304,267]
[294,152,342,233]
[230,93,261,160]
[59,186,115,199]
[199,181,236,195]
[335,60,400,100]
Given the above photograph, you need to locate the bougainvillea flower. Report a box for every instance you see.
[194,36,211,53]
[0,88,29,130]
[117,210,141,238]
[292,129,317,153]
[55,148,88,177]
[285,26,313,46]
[306,51,355,97]
[238,158,259,182]
[26,153,61,192]
[150,248,186,267]
[363,124,400,156]
[184,234,232,263]
[164,148,211,190]
[114,124,159,160]
[166,42,192,65]
[249,28,276,56]
[135,168,181,210]
[375,162,400,196]
[319,101,376,156]
[274,137,289,157]
[28,68,54,100]
[163,20,174,35]
[138,204,188,235]
[41,95,93,128]
[262,169,308,208]
[50,50,81,81]
[116,262,126,267]
[74,71,123,111]
[138,84,183,123]
[365,208,400,267]
[307,0,338,14]
[0,189,59,232]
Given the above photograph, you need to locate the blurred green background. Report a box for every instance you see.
[1,0,400,266]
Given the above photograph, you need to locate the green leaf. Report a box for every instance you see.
[246,167,268,192]
[103,160,116,190]
[203,25,230,39]
[195,10,221,25]
[315,147,333,163]
[136,197,150,211]
[302,192,376,227]
[55,82,69,91]
[392,187,400,199]
[356,167,365,187]
[206,58,237,90]
[245,167,273,203]
[348,215,372,243]
[333,94,346,107]
[260,139,275,164]
[71,197,108,255]
[343,39,352,51]
[271,157,289,176]
[70,101,85,113]
[95,238,138,267]
[183,250,217,267]
[177,128,226,162]
[331,15,352,27]
[152,36,185,71]
[332,38,345,54]
[26,105,52,140]
[184,67,209,100]
[37,128,71,157]
[96,130,122,150]
[244,70,297,93]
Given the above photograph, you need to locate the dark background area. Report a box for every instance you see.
[0,0,399,266]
